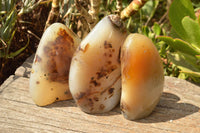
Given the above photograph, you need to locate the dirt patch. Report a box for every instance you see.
[0,3,50,85]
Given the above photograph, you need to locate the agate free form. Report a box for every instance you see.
[29,23,80,106]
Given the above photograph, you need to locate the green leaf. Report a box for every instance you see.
[178,72,188,80]
[157,41,167,56]
[152,22,161,36]
[158,36,200,56]
[196,55,200,60]
[198,16,200,25]
[168,52,200,73]
[141,0,159,25]
[142,26,150,37]
[7,37,29,58]
[169,0,196,40]
[170,28,181,38]
[6,28,16,54]
[0,7,17,41]
[180,71,200,77]
[182,16,200,49]
[181,52,200,70]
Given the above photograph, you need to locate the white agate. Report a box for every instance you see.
[29,23,81,106]
[69,15,127,113]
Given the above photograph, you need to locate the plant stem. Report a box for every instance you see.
[44,0,60,30]
[116,0,122,13]
[80,16,90,38]
[75,0,94,30]
[120,0,148,20]
[0,38,7,50]
[89,0,100,27]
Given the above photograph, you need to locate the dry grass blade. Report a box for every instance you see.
[75,0,94,30]
[88,0,100,27]
[18,0,51,16]
[44,0,60,30]
[0,38,7,50]
[116,0,122,13]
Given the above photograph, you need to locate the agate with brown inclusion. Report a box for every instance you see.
[69,15,127,113]
[30,23,80,106]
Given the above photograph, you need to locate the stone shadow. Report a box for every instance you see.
[136,92,200,123]
[43,92,199,120]
[44,99,77,108]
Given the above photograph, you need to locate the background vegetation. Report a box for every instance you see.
[0,0,200,85]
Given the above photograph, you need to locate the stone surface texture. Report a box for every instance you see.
[0,55,200,133]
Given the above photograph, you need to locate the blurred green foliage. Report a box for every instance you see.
[158,0,200,83]
[0,0,38,59]
[0,0,18,58]
[0,0,48,59]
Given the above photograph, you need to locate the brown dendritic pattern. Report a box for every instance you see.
[87,41,118,90]
[73,40,120,112]
[74,85,116,112]
[42,28,74,83]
